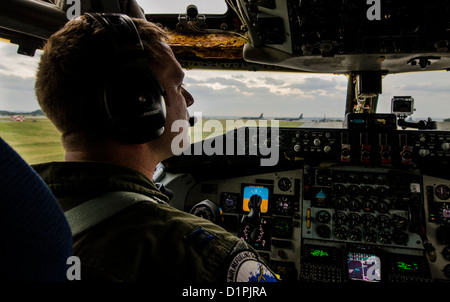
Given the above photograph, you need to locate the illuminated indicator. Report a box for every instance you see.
[243,186,269,213]
[396,261,419,271]
[311,249,329,257]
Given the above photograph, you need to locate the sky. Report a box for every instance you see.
[1,0,450,119]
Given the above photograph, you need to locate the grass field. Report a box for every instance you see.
[0,117,303,164]
[0,117,64,164]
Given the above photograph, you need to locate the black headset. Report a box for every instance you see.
[84,13,166,144]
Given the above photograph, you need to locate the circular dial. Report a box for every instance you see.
[376,199,390,213]
[333,196,348,210]
[348,198,362,211]
[278,177,292,191]
[362,199,375,212]
[274,196,292,215]
[361,214,376,228]
[349,227,362,241]
[333,211,347,225]
[348,212,361,226]
[317,210,331,223]
[442,245,450,261]
[376,215,391,229]
[444,264,450,279]
[317,224,331,238]
[220,193,239,213]
[377,229,392,244]
[334,226,347,240]
[435,185,450,200]
[438,203,450,224]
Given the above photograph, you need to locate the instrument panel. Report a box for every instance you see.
[184,170,303,281]
[166,126,450,282]
[244,126,450,168]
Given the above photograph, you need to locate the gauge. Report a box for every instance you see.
[333,211,347,225]
[361,186,375,197]
[317,210,331,223]
[377,229,392,244]
[278,177,292,191]
[334,226,347,240]
[333,196,348,210]
[348,185,360,196]
[376,199,390,213]
[274,195,292,215]
[377,215,391,229]
[349,227,362,241]
[348,212,361,226]
[333,184,347,196]
[438,203,450,225]
[392,230,409,245]
[362,199,374,212]
[272,217,292,239]
[442,245,450,261]
[220,192,239,213]
[363,228,377,243]
[444,264,450,279]
[361,214,376,228]
[348,198,361,211]
[435,185,450,200]
[391,214,408,230]
[316,224,331,238]
[376,186,389,198]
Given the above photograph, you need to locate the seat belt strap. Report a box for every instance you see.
[64,191,161,237]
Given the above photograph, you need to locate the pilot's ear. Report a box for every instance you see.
[118,0,146,19]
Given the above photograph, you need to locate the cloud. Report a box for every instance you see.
[0,43,42,78]
[1,41,449,120]
[0,73,38,111]
[184,71,348,117]
[378,72,450,118]
[0,43,42,111]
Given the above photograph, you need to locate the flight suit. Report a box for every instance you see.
[32,162,278,282]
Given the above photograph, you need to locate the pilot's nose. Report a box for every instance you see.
[182,87,194,107]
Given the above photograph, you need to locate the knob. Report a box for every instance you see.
[418,149,430,157]
[294,144,301,152]
[442,245,450,260]
[313,138,321,146]
[323,145,332,153]
[442,143,450,151]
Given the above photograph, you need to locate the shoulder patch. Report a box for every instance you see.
[185,227,216,254]
[226,251,278,282]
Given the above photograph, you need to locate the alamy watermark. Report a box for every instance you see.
[65,0,382,21]
[367,0,381,21]
[171,113,280,167]
[65,0,81,20]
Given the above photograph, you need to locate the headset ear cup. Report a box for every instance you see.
[103,65,166,144]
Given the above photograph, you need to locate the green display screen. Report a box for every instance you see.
[311,249,329,257]
[396,261,419,271]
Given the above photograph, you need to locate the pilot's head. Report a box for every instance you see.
[35,14,194,161]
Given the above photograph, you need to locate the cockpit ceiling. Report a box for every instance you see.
[1,0,450,74]
[168,33,245,60]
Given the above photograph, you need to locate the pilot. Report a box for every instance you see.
[32,11,278,282]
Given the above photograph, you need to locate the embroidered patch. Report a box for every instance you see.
[226,251,277,282]
[185,227,216,254]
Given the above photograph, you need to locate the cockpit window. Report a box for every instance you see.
[139,0,228,15]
